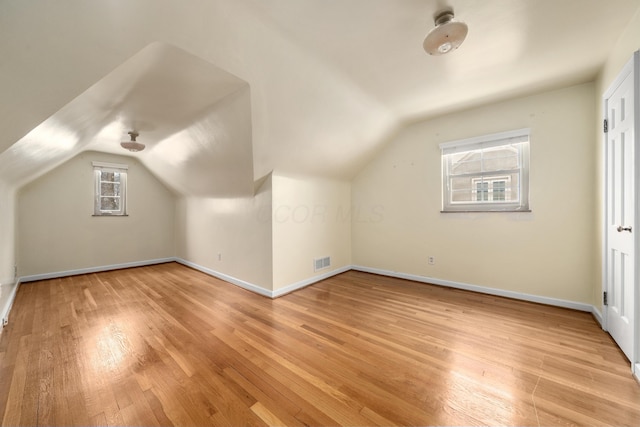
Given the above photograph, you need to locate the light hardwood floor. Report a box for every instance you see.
[1,262,639,426]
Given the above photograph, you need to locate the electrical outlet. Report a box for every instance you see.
[428,256,435,265]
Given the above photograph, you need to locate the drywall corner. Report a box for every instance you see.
[272,173,351,290]
[175,173,273,291]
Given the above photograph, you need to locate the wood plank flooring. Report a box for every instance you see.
[1,262,639,426]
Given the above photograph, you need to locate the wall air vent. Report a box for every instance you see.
[314,256,331,272]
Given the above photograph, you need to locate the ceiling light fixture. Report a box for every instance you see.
[423,9,468,55]
[120,131,145,152]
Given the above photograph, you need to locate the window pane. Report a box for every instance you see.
[450,151,481,164]
[449,151,482,175]
[450,146,521,175]
[101,171,120,182]
[100,197,120,211]
[492,180,506,201]
[483,152,519,172]
[100,182,120,197]
[482,146,518,159]
[476,181,489,201]
[451,176,471,191]
[450,176,474,202]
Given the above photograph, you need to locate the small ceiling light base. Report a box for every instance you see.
[121,131,145,152]
[423,10,468,56]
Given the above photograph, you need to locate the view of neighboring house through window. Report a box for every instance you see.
[440,129,530,212]
[472,176,510,201]
[93,161,128,216]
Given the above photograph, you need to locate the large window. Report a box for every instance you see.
[93,161,128,216]
[440,129,530,212]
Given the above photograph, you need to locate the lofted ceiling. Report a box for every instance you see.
[0,43,254,196]
[1,0,639,196]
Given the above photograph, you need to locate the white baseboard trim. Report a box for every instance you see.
[12,256,350,304]
[12,259,599,316]
[591,306,604,328]
[634,363,640,383]
[174,258,273,298]
[175,258,350,299]
[1,279,21,330]
[272,265,352,298]
[19,258,176,283]
[352,265,594,313]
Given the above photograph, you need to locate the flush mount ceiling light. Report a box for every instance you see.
[120,131,145,152]
[423,9,468,55]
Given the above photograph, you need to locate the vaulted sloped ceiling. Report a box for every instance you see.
[0,42,254,196]
[1,0,639,195]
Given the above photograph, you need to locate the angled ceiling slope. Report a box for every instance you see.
[2,1,639,191]
[0,42,254,197]
[244,0,640,121]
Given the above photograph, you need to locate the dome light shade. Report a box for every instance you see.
[121,131,145,152]
[423,10,468,56]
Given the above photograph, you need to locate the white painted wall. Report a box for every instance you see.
[272,174,351,290]
[352,83,596,304]
[594,7,640,311]
[0,181,16,323]
[17,151,175,276]
[175,175,273,290]
[598,8,640,95]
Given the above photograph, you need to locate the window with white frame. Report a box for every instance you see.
[471,176,510,201]
[93,161,128,216]
[440,129,530,212]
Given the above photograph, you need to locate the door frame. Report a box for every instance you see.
[602,50,640,379]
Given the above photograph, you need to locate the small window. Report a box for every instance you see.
[440,129,530,212]
[93,161,128,216]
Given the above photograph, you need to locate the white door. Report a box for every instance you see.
[604,53,637,363]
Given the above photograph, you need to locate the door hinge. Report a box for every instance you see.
[603,291,608,306]
[604,119,608,133]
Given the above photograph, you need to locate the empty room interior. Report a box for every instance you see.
[1,0,640,426]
